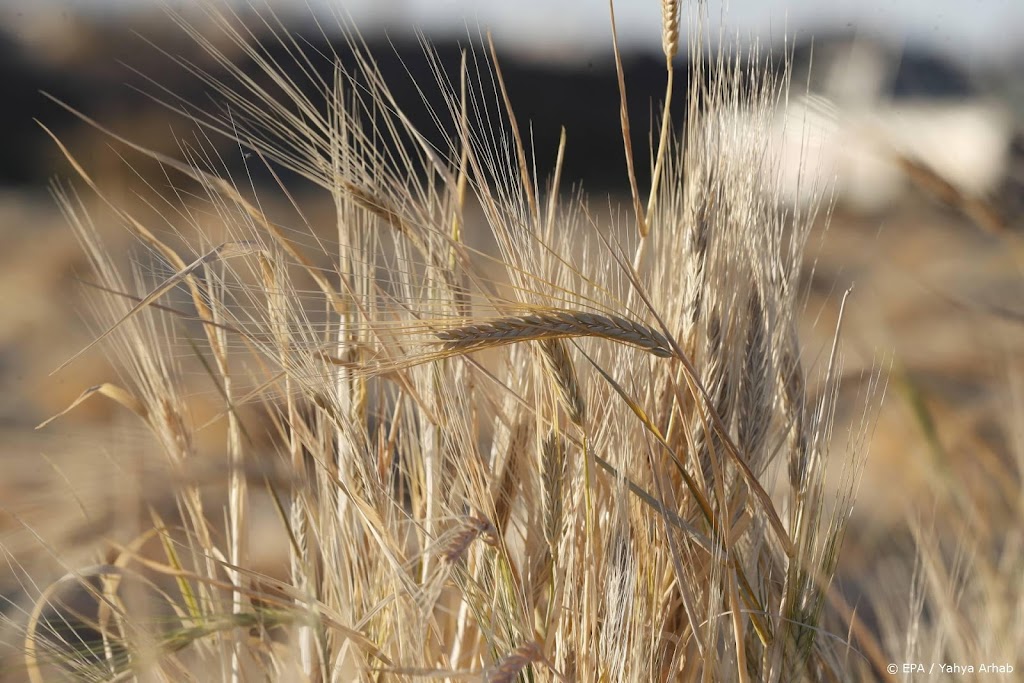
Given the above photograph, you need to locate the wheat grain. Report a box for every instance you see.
[487,640,544,683]
[737,288,771,468]
[436,311,674,358]
[541,432,567,555]
[493,418,531,533]
[539,339,587,425]
[687,178,715,328]
[779,330,809,493]
[661,0,680,62]
[694,311,731,487]
[440,516,499,564]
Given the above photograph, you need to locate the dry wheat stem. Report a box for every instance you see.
[646,0,679,232]
[609,0,648,239]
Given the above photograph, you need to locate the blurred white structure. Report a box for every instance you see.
[736,36,1015,212]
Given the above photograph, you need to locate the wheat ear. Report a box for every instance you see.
[541,432,567,556]
[487,640,545,683]
[436,311,674,358]
[539,339,587,425]
[661,0,680,62]
[440,516,499,564]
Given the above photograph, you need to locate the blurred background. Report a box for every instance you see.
[2,0,1023,671]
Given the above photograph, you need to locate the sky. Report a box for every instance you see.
[327,0,1024,59]
[17,0,1024,65]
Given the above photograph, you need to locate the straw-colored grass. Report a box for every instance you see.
[8,1,1020,682]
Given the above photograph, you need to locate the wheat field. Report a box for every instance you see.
[1,1,1021,681]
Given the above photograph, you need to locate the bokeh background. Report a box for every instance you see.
[2,0,1023,676]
